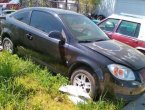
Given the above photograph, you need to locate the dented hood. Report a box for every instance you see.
[81,40,145,70]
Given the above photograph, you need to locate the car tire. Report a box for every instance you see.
[70,67,100,100]
[2,37,15,54]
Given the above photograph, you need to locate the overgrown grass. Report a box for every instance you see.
[0,52,124,110]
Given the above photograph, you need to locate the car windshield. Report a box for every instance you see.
[60,14,109,42]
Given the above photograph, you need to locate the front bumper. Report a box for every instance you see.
[113,83,145,101]
[100,73,145,101]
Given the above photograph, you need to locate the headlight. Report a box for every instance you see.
[107,64,135,81]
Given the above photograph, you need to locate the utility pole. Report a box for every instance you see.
[77,0,80,12]
[65,0,68,10]
[35,0,39,6]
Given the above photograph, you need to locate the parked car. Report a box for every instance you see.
[98,14,145,54]
[1,9,15,15]
[0,9,15,43]
[0,0,20,10]
[1,7,145,101]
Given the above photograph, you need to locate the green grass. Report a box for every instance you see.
[0,52,125,110]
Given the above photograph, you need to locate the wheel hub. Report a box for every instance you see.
[73,73,91,93]
[3,39,13,53]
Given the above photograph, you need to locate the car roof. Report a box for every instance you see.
[18,7,81,15]
[108,14,145,24]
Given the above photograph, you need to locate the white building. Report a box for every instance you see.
[96,0,145,17]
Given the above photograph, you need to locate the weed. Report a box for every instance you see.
[0,52,124,110]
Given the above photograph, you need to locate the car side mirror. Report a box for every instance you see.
[49,31,66,45]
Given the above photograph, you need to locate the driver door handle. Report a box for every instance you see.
[26,33,33,40]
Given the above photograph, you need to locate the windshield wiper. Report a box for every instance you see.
[78,40,93,43]
[78,39,108,43]
[94,38,108,42]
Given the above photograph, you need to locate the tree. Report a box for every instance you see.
[20,0,101,14]
[79,0,101,14]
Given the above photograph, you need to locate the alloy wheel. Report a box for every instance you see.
[73,73,91,93]
[3,38,13,53]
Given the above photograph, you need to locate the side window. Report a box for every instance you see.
[12,11,30,24]
[134,24,140,37]
[30,11,62,33]
[117,21,140,37]
[99,19,119,32]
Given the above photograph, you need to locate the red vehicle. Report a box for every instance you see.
[98,14,145,54]
[0,0,8,3]
[0,0,20,10]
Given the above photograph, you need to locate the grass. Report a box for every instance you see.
[0,52,125,110]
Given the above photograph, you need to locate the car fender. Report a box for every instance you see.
[1,27,13,40]
[68,57,104,81]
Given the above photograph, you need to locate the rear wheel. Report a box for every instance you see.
[70,67,100,99]
[3,37,14,53]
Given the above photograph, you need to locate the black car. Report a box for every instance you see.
[1,7,145,101]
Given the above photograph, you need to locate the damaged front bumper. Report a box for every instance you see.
[100,73,145,101]
[112,83,145,101]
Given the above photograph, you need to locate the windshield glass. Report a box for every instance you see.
[60,14,109,42]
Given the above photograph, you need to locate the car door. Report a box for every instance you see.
[20,10,68,73]
[98,18,120,38]
[10,10,32,46]
[111,20,141,48]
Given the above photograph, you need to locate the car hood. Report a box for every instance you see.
[81,40,145,70]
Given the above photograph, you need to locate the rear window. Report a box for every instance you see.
[12,11,30,24]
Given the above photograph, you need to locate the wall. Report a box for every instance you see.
[96,0,145,17]
[115,0,145,16]
[96,0,116,17]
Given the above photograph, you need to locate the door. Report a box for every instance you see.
[10,10,31,46]
[98,18,120,38]
[112,20,141,48]
[20,10,68,73]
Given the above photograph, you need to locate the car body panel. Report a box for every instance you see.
[111,33,140,48]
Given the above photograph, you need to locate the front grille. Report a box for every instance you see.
[140,70,145,82]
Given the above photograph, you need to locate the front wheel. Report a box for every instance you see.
[70,67,100,99]
[3,37,14,54]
